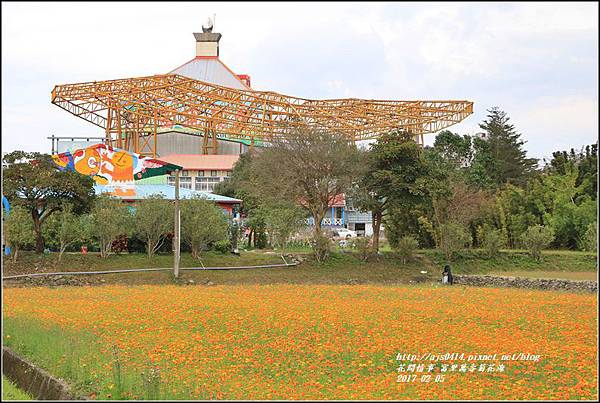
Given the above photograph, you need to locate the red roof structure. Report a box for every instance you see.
[329,194,346,208]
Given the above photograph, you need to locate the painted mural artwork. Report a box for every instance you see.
[52,144,181,197]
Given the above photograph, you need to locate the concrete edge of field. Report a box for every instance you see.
[2,346,79,400]
[454,274,598,293]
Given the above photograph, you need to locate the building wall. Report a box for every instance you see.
[136,175,168,185]
[217,202,235,215]
[345,209,374,236]
[166,169,231,192]
[347,222,374,237]
[346,210,372,224]
[136,131,249,157]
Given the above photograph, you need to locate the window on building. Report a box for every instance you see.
[211,170,218,177]
[167,175,192,189]
[197,170,204,177]
[194,177,221,192]
[345,198,355,211]
[180,177,192,189]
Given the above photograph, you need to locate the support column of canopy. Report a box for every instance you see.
[104,102,123,149]
[134,108,158,158]
[202,118,219,155]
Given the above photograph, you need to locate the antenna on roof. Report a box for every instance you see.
[213,13,216,31]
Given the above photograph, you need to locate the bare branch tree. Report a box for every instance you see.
[249,128,361,237]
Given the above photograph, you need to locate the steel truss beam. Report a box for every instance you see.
[51,74,473,157]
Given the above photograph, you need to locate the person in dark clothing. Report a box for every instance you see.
[442,265,454,285]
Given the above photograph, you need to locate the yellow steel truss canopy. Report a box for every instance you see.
[51,73,473,157]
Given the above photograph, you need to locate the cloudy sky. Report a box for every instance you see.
[2,2,598,161]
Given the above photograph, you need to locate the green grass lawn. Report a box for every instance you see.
[3,248,596,286]
[421,249,597,274]
[3,250,282,275]
[2,376,32,401]
[486,270,597,281]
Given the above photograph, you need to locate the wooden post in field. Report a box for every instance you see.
[174,169,181,278]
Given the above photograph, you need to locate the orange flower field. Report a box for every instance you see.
[2,284,598,400]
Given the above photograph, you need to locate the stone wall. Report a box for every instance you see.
[453,274,597,293]
[2,346,75,400]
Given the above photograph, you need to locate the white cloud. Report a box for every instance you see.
[1,2,598,156]
[512,95,599,159]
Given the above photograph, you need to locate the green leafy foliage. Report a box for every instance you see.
[470,107,538,188]
[579,223,597,253]
[88,196,133,258]
[221,129,360,259]
[3,205,35,262]
[541,166,596,249]
[229,221,240,251]
[439,222,471,261]
[180,196,228,259]
[311,233,333,263]
[350,236,371,261]
[263,202,306,254]
[42,203,84,261]
[477,224,505,258]
[132,195,174,259]
[213,153,269,249]
[252,129,360,238]
[394,235,419,264]
[546,144,597,200]
[214,240,232,254]
[522,225,555,262]
[2,151,95,253]
[365,130,430,251]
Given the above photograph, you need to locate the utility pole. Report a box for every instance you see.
[173,169,181,278]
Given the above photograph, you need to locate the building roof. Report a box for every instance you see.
[94,184,241,203]
[329,194,345,207]
[298,193,345,209]
[159,154,239,171]
[169,57,251,90]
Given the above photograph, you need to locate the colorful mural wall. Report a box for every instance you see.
[52,144,181,197]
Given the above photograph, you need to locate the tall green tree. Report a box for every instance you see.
[42,203,83,261]
[470,107,538,188]
[250,129,361,237]
[349,149,388,253]
[522,225,555,262]
[262,201,306,255]
[432,130,473,169]
[545,143,597,201]
[419,138,491,249]
[133,195,174,259]
[362,131,430,250]
[181,196,228,259]
[541,166,596,249]
[87,196,133,258]
[2,151,95,253]
[3,206,35,262]
[213,153,267,248]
